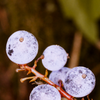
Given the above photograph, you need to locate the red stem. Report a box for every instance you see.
[22,65,73,100]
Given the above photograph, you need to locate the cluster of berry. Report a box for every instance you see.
[6,30,96,100]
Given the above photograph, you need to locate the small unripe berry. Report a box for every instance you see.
[6,30,38,64]
[49,67,70,86]
[42,45,68,71]
[63,66,96,98]
[29,84,61,100]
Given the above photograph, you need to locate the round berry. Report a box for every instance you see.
[6,30,38,64]
[49,67,70,86]
[63,66,96,98]
[29,84,61,100]
[42,45,68,71]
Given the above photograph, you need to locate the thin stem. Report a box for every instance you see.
[33,55,44,69]
[18,66,73,99]
[55,85,73,100]
[17,55,73,100]
[68,32,82,68]
[24,65,55,86]
[23,65,73,100]
[87,95,90,100]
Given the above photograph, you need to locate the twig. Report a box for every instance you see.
[16,55,74,100]
[68,31,82,68]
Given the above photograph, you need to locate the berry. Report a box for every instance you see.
[29,84,61,100]
[42,45,68,71]
[63,66,96,98]
[6,30,38,64]
[49,67,70,86]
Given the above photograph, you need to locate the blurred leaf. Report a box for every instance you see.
[58,0,99,44]
[91,0,100,19]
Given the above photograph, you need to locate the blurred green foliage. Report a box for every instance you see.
[0,0,100,100]
[59,0,100,43]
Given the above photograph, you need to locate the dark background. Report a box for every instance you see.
[0,0,100,100]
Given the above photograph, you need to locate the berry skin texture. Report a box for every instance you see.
[42,45,68,71]
[49,67,70,86]
[63,66,96,98]
[29,84,61,100]
[6,30,38,64]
